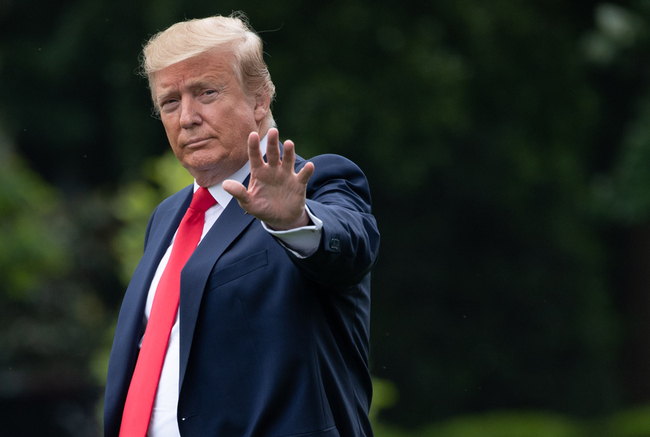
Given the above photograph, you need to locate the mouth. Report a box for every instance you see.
[184,138,211,148]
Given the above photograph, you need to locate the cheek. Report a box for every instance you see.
[215,109,252,139]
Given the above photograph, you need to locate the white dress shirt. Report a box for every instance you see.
[142,136,323,437]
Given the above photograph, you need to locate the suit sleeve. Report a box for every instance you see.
[285,153,380,288]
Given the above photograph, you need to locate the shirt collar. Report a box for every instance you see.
[193,134,268,208]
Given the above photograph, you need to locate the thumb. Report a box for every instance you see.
[222,179,249,205]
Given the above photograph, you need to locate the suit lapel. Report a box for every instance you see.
[178,192,256,389]
[120,186,192,349]
[107,186,192,417]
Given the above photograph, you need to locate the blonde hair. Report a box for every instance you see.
[141,12,276,113]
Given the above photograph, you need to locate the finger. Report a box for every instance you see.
[247,132,264,170]
[282,139,296,171]
[266,127,281,167]
[222,179,250,206]
[297,161,315,185]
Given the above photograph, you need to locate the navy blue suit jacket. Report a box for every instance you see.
[104,153,380,437]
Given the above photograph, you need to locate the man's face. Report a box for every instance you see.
[153,49,267,186]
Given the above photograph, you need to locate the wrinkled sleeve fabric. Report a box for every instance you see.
[283,153,380,289]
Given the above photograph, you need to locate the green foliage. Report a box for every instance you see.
[420,412,582,437]
[358,1,619,425]
[606,405,650,437]
[112,151,193,284]
[371,377,400,423]
[5,0,650,434]
[0,135,68,298]
[429,412,583,437]
[372,400,650,437]
[0,129,106,405]
[595,93,650,223]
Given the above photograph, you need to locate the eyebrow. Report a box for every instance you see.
[156,76,227,103]
[155,92,175,107]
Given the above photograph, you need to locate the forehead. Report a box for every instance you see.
[153,49,237,94]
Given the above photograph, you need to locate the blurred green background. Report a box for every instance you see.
[4,0,650,435]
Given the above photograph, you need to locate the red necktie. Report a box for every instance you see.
[119,187,216,437]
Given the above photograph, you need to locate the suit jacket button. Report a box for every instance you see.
[329,238,340,251]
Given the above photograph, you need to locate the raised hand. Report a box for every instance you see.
[222,128,315,230]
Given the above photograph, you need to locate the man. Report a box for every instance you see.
[104,13,380,437]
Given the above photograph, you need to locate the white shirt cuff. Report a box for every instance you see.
[262,206,323,258]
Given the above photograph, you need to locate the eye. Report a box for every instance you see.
[160,98,179,111]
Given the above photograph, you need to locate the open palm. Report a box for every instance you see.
[223,128,315,230]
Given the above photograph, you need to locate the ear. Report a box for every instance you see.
[253,92,271,122]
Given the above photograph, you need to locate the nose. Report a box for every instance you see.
[179,97,202,128]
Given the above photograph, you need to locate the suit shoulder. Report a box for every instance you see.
[304,154,370,192]
[299,154,368,184]
[298,153,361,171]
[299,154,373,214]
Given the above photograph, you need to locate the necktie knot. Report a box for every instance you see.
[190,187,217,212]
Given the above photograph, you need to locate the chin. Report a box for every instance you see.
[185,162,220,177]
[182,150,221,169]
